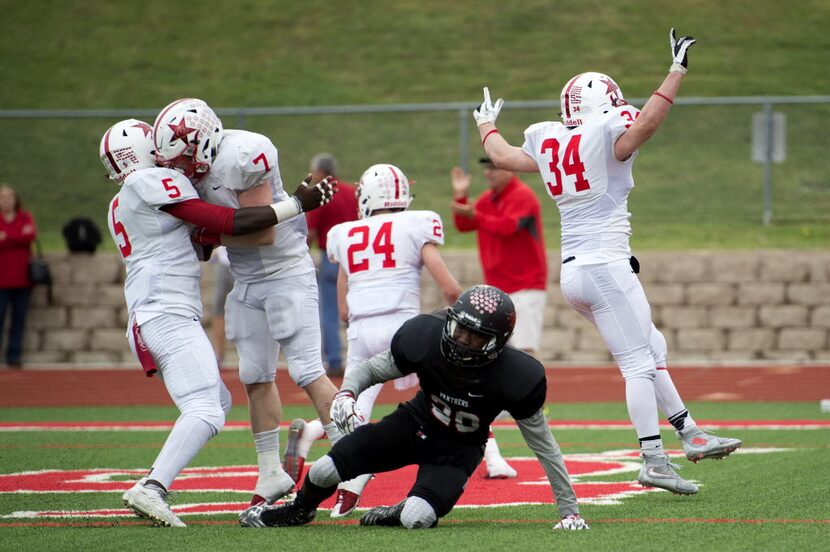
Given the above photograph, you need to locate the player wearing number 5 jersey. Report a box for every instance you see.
[323,163,462,516]
[241,286,587,530]
[474,29,740,495]
[153,98,345,508]
[101,119,334,527]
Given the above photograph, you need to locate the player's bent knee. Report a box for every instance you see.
[308,455,342,488]
[401,496,437,529]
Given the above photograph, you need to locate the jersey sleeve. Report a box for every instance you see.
[131,169,198,209]
[502,354,547,420]
[604,106,642,148]
[390,315,432,376]
[413,211,444,249]
[325,223,344,265]
[521,121,554,161]
[224,134,279,191]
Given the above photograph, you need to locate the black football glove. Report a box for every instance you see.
[669,27,696,74]
[293,174,337,212]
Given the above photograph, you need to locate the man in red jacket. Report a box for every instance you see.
[451,158,548,357]
[450,158,548,479]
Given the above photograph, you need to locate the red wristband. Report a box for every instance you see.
[652,91,674,104]
[482,128,500,145]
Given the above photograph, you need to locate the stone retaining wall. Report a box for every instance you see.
[17,250,830,364]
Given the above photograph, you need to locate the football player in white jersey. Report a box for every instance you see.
[153,98,345,506]
[101,119,335,527]
[472,29,741,495]
[285,163,463,518]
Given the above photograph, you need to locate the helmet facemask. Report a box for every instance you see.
[440,286,516,386]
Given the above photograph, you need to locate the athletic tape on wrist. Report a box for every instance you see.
[270,196,302,222]
[670,62,688,74]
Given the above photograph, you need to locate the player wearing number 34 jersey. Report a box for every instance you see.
[474,28,741,496]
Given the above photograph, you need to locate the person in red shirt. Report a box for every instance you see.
[450,157,548,356]
[304,153,359,377]
[450,158,548,480]
[0,185,37,368]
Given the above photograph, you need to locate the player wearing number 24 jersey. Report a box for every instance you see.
[474,28,741,497]
[287,163,462,518]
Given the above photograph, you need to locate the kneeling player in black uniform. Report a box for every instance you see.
[240,285,588,530]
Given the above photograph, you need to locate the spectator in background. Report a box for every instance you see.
[450,158,548,357]
[305,153,359,377]
[449,159,548,479]
[210,246,234,367]
[0,185,37,368]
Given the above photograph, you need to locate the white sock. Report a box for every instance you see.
[484,433,503,462]
[150,414,216,490]
[625,377,663,453]
[299,419,326,458]
[323,422,344,446]
[253,428,284,476]
[654,369,697,430]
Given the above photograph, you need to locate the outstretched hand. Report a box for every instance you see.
[293,174,338,212]
[669,28,696,73]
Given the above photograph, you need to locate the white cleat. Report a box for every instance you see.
[122,481,186,528]
[485,456,518,479]
[679,426,742,463]
[251,470,296,506]
[637,452,698,495]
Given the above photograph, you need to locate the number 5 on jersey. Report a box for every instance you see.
[347,221,396,273]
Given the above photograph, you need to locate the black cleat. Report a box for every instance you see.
[241,500,316,528]
[359,500,406,527]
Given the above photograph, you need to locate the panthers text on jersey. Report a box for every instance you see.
[522,105,642,266]
[326,210,445,322]
[391,313,546,446]
[108,167,202,325]
[196,129,314,283]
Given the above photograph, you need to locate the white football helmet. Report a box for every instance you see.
[560,72,627,127]
[153,98,224,179]
[357,164,413,219]
[99,119,156,185]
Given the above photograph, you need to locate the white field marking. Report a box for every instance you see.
[2,420,829,431]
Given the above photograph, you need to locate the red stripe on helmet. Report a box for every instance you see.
[388,165,400,199]
[562,74,582,119]
[103,127,120,175]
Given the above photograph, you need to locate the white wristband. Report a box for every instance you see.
[270,196,302,223]
[670,62,688,75]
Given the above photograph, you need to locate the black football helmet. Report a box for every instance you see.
[440,285,516,382]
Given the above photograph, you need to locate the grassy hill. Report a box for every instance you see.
[1,0,828,250]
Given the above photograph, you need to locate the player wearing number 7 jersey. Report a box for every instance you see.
[153,98,345,508]
[474,29,740,495]
[283,163,462,518]
[101,119,334,527]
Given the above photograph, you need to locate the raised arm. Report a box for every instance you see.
[473,88,538,173]
[614,28,696,161]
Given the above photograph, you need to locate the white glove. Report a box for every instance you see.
[473,87,504,127]
[553,514,590,530]
[669,27,696,74]
[330,391,365,435]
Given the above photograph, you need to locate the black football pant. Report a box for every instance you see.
[328,406,484,517]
